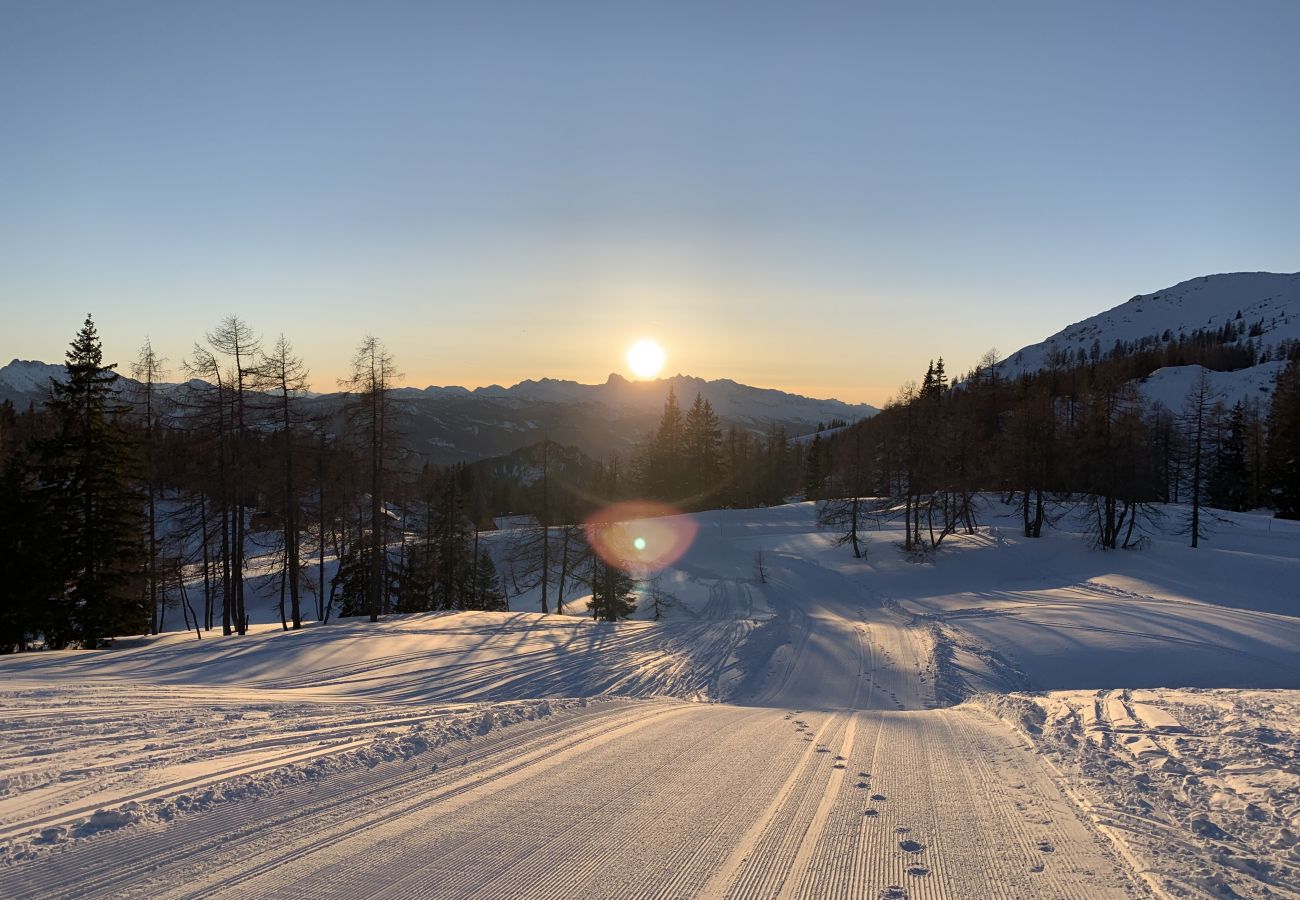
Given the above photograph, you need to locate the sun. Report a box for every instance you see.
[626,339,665,379]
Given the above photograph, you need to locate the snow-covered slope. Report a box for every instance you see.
[1001,272,1300,377]
[998,271,1300,413]
[2,499,1296,898]
[1135,360,1285,411]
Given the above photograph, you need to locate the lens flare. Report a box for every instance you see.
[584,500,698,577]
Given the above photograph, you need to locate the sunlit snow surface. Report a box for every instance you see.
[1,499,1297,898]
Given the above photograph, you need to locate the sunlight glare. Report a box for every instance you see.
[626,339,665,379]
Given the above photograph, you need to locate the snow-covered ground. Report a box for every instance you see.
[1,498,1296,898]
[1136,362,1284,413]
[984,689,1300,899]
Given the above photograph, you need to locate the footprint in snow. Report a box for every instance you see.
[899,839,925,853]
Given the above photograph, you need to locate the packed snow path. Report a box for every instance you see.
[0,550,1141,899]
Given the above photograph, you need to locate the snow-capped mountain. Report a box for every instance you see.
[381,373,876,463]
[0,359,74,405]
[394,373,874,428]
[0,360,875,463]
[999,271,1300,409]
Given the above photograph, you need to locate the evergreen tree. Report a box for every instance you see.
[470,550,507,611]
[1207,402,1251,511]
[41,315,146,647]
[0,448,57,652]
[587,554,637,621]
[432,467,474,609]
[648,385,683,499]
[1266,358,1300,519]
[333,539,373,617]
[803,433,825,500]
[682,393,722,505]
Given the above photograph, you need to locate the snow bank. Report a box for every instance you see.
[0,690,572,863]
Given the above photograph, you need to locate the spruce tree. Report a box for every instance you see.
[42,315,146,647]
[587,556,637,621]
[1266,358,1300,519]
[682,393,722,505]
[803,433,825,500]
[0,448,57,652]
[649,385,683,500]
[333,539,372,617]
[471,550,507,611]
[1207,402,1251,512]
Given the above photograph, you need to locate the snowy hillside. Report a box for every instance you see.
[1002,272,1300,375]
[1135,360,1285,412]
[999,271,1300,408]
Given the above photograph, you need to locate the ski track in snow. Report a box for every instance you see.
[5,499,1295,898]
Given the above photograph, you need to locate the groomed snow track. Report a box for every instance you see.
[0,509,1155,899]
[0,626,1141,898]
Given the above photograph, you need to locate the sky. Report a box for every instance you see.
[1,1,1298,406]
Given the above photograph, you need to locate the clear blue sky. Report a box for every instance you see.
[2,0,1297,404]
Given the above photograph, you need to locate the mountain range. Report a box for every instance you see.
[6,270,1296,462]
[0,363,876,465]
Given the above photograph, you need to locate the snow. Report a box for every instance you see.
[998,271,1300,410]
[984,689,1300,898]
[1001,271,1300,377]
[1137,361,1284,412]
[1,497,1296,897]
[0,359,67,399]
